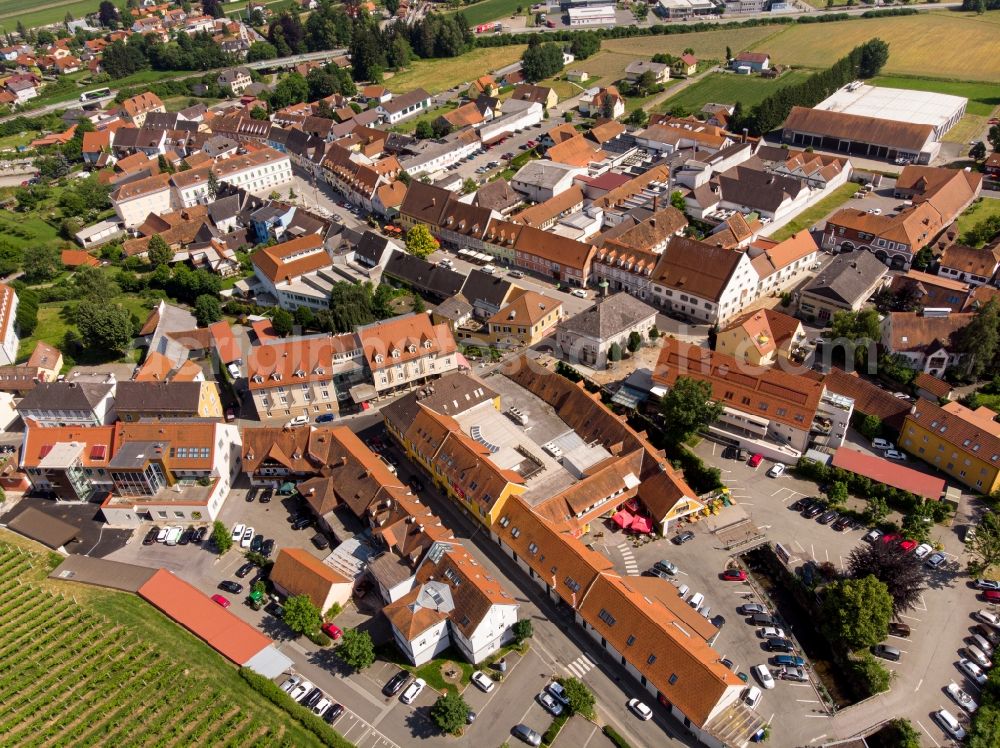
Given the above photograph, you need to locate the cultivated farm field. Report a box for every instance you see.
[658,69,813,114]
[749,12,1000,82]
[0,0,106,31]
[602,26,780,63]
[0,537,329,747]
[383,45,526,94]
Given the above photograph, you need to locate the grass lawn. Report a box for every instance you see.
[0,210,61,251]
[163,95,222,112]
[657,69,813,114]
[0,532,331,747]
[955,198,1000,242]
[393,100,459,134]
[448,0,524,27]
[0,0,105,30]
[869,76,1000,117]
[602,26,780,62]
[383,46,526,95]
[751,11,1000,82]
[974,392,1000,414]
[768,182,858,242]
[0,132,34,151]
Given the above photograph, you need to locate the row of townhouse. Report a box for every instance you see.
[110,147,293,227]
[245,313,459,420]
[240,422,519,666]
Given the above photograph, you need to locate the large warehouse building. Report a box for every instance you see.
[781,84,968,165]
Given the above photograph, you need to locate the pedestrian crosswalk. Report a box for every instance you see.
[617,543,639,576]
[565,653,597,679]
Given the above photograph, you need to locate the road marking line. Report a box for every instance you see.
[809,734,827,744]
[796,699,820,703]
[770,488,784,496]
[915,720,941,748]
[915,678,923,691]
[900,614,922,622]
[803,714,829,719]
[794,541,805,552]
[811,544,816,561]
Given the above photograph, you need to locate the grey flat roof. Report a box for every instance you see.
[49,554,157,592]
[6,507,78,549]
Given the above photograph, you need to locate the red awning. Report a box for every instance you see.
[612,509,634,528]
[631,515,654,534]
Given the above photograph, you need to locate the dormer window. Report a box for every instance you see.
[270,372,282,381]
[423,340,432,348]
[294,369,305,377]
[408,344,416,353]
[375,354,384,363]
[252,374,263,383]
[313,367,325,375]
[392,349,400,358]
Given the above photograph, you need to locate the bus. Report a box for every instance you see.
[80,87,111,103]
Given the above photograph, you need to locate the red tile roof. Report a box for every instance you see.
[832,447,944,501]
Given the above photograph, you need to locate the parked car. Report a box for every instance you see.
[946,681,978,713]
[627,698,652,720]
[983,589,1000,603]
[259,488,272,504]
[742,686,762,709]
[301,687,324,708]
[965,644,992,668]
[899,539,917,553]
[803,504,826,519]
[286,415,309,427]
[721,568,747,582]
[817,510,839,525]
[250,534,264,553]
[789,498,812,512]
[934,709,966,740]
[291,517,311,531]
[648,568,673,580]
[323,703,344,723]
[781,666,808,682]
[654,559,678,576]
[765,638,794,653]
[884,450,907,461]
[546,681,569,705]
[673,531,695,545]
[832,516,855,532]
[241,527,254,548]
[888,621,911,638]
[288,681,313,702]
[974,624,1000,647]
[925,552,946,569]
[752,665,774,689]
[748,453,763,468]
[321,622,342,640]
[280,675,301,693]
[976,609,1000,627]
[230,523,244,542]
[312,698,332,717]
[757,626,786,640]
[210,594,230,608]
[218,581,243,594]
[471,670,495,693]
[537,690,563,716]
[193,526,207,543]
[871,438,894,451]
[509,270,525,278]
[960,657,988,686]
[235,562,255,578]
[383,670,411,696]
[400,678,426,704]
[570,289,588,298]
[772,654,805,668]
[739,603,767,616]
[265,601,285,618]
[863,529,883,543]
[750,613,777,627]
[976,579,1000,591]
[512,724,542,746]
[767,464,784,478]
[970,632,994,655]
[143,527,160,545]
[311,533,330,550]
[316,413,335,423]
[178,528,193,545]
[261,538,275,558]
[872,644,901,661]
[913,542,933,559]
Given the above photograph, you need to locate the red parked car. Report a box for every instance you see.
[880,533,900,545]
[210,594,231,608]
[748,453,763,468]
[984,590,1000,603]
[721,568,747,582]
[321,622,343,640]
[899,539,917,552]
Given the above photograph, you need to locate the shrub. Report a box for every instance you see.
[557,677,595,719]
[541,712,569,745]
[602,725,633,748]
[851,652,892,695]
[512,619,533,644]
[305,630,332,647]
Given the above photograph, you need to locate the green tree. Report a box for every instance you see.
[411,294,426,313]
[826,481,848,507]
[830,308,881,369]
[22,245,60,283]
[608,341,622,362]
[848,540,925,614]
[625,108,648,127]
[886,719,921,748]
[76,301,133,353]
[405,224,439,259]
[294,305,316,330]
[430,692,471,735]
[283,594,322,635]
[569,31,600,60]
[864,496,889,526]
[852,651,892,694]
[271,308,294,337]
[269,72,309,110]
[194,294,222,327]
[627,330,642,353]
[559,677,596,719]
[250,106,269,121]
[821,576,893,649]
[73,266,119,301]
[956,300,1000,380]
[858,414,883,440]
[669,190,686,213]
[462,178,478,195]
[211,520,232,553]
[970,141,987,161]
[247,41,278,62]
[659,376,724,445]
[858,38,890,78]
[967,510,1000,577]
[987,125,1000,153]
[147,234,173,267]
[15,289,39,337]
[414,120,434,139]
[337,628,375,670]
[969,704,1000,748]
[512,619,533,643]
[207,171,220,201]
[521,42,564,82]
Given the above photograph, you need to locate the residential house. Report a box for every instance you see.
[653,338,854,462]
[715,308,805,367]
[746,231,821,299]
[625,60,670,84]
[18,376,117,427]
[119,92,166,127]
[113,381,224,421]
[172,148,292,208]
[888,270,972,312]
[469,75,499,98]
[488,292,563,348]
[797,252,890,323]
[270,548,353,612]
[508,224,596,287]
[0,284,18,366]
[556,292,657,369]
[510,160,583,202]
[382,252,466,303]
[673,53,698,76]
[27,342,63,382]
[251,233,334,311]
[938,242,1000,287]
[110,173,173,228]
[358,314,459,397]
[914,372,953,402]
[510,84,558,110]
[648,236,758,324]
[378,88,433,125]
[459,269,518,319]
[880,311,973,378]
[985,152,1000,182]
[732,52,770,73]
[900,398,1000,493]
[578,86,625,119]
[217,67,253,96]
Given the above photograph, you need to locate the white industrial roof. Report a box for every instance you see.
[815,84,967,132]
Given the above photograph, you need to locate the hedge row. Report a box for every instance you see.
[602,725,633,748]
[541,712,569,746]
[237,668,353,748]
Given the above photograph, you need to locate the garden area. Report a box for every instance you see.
[0,533,342,747]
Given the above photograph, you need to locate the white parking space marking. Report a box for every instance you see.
[915,719,941,748]
[915,678,923,691]
[331,709,402,748]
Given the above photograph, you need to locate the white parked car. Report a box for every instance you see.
[280,675,301,693]
[767,464,784,478]
[227,362,241,378]
[913,543,933,559]
[231,523,245,543]
[934,709,966,740]
[286,415,309,427]
[482,264,496,274]
[537,691,563,716]
[871,438,894,451]
[757,627,787,640]
[241,526,255,548]
[156,527,169,543]
[959,658,988,686]
[288,680,313,702]
[627,698,652,720]
[965,644,992,669]
[742,685,762,709]
[570,289,588,298]
[946,681,978,713]
[400,677,426,704]
[975,609,1000,627]
[884,450,906,461]
[752,664,775,689]
[471,671,494,693]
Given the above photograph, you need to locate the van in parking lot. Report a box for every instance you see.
[872,644,901,661]
[688,592,705,610]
